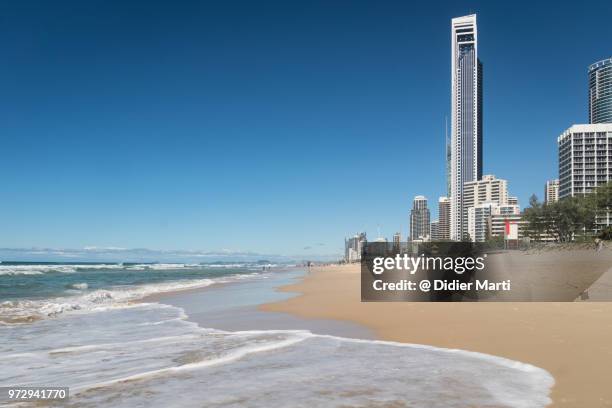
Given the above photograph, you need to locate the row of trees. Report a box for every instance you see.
[523,181,612,242]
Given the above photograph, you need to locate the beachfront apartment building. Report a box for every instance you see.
[558,123,612,230]
[450,14,483,241]
[463,175,509,208]
[462,174,508,238]
[467,203,495,242]
[490,205,525,243]
[558,124,612,198]
[467,203,521,242]
[544,179,559,204]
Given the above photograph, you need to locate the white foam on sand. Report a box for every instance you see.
[0,302,554,408]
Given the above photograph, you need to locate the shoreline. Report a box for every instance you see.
[151,268,375,339]
[2,263,591,406]
[260,263,612,407]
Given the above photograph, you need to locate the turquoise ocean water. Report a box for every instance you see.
[0,262,554,407]
[0,261,272,322]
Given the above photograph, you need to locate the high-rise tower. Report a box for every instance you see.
[589,58,612,124]
[450,14,483,241]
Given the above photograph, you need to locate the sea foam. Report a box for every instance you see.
[0,303,554,408]
[0,266,554,407]
[0,278,217,322]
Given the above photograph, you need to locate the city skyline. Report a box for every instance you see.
[409,14,611,245]
[406,12,610,245]
[1,1,611,258]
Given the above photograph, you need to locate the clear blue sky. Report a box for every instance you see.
[1,0,610,259]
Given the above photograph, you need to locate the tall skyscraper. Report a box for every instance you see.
[544,179,559,204]
[438,196,451,240]
[589,58,612,124]
[450,14,483,241]
[410,196,431,241]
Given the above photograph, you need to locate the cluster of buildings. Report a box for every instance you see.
[345,14,611,260]
[558,58,612,211]
[407,15,612,245]
[406,15,526,244]
[408,174,522,243]
[344,232,367,263]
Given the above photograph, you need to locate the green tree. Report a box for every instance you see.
[523,193,596,242]
[548,196,595,242]
[590,181,612,211]
[587,181,612,239]
[523,194,546,240]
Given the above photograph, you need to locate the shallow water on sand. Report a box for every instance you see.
[0,266,554,407]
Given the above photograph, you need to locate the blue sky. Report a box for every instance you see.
[0,0,611,260]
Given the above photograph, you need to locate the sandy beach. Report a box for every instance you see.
[261,262,612,407]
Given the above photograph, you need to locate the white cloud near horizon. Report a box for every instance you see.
[0,246,341,263]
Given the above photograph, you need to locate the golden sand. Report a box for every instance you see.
[261,263,612,407]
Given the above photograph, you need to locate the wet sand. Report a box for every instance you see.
[151,269,374,339]
[261,262,612,407]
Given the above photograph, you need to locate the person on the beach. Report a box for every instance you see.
[595,238,603,252]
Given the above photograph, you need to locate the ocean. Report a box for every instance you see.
[0,262,554,407]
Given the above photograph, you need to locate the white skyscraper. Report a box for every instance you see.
[410,196,431,241]
[450,14,483,241]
